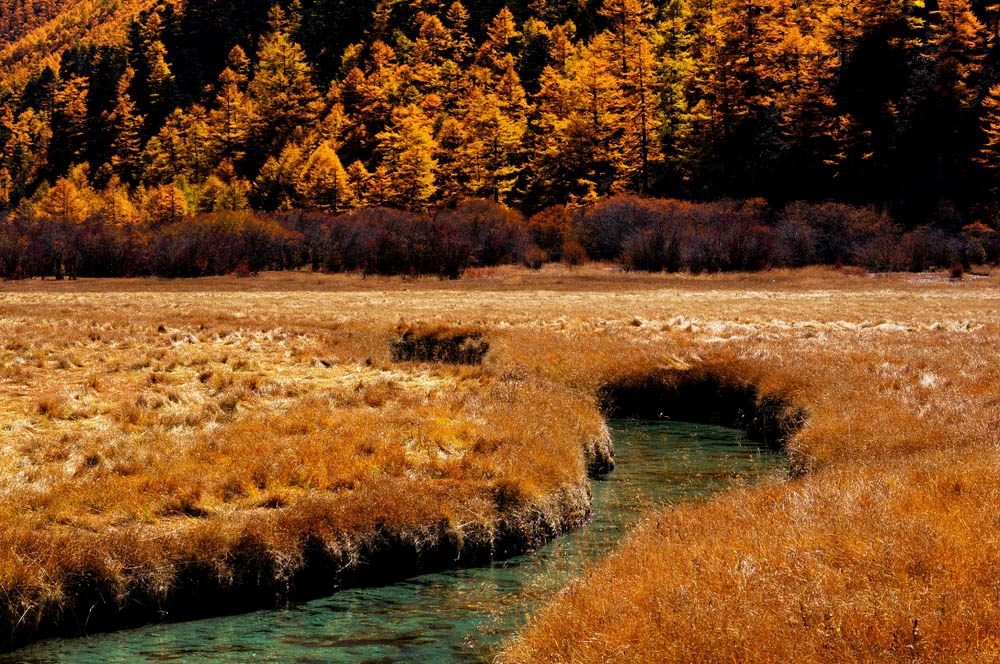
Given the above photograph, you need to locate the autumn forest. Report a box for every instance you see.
[1,0,999,277]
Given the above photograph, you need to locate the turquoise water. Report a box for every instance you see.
[4,420,783,664]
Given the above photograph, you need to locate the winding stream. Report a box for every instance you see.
[5,420,783,664]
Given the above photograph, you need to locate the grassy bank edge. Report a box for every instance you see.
[0,421,613,652]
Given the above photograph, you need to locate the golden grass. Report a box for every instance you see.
[488,269,1000,663]
[0,283,608,647]
[1,266,999,660]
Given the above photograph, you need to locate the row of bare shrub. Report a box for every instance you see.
[0,212,301,280]
[568,197,996,274]
[0,200,527,280]
[0,196,995,279]
[282,200,525,279]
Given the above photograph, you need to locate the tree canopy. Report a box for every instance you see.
[1,0,999,226]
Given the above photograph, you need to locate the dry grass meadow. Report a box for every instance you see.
[1,264,999,660]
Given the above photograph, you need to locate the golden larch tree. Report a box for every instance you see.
[296,140,354,212]
[376,104,438,209]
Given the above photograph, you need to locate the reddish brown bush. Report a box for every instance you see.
[562,240,587,267]
[526,205,572,261]
[522,245,548,270]
[150,213,300,278]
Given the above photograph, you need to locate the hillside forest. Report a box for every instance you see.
[1,0,1000,277]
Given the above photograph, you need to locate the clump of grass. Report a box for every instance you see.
[390,323,490,364]
[356,379,400,407]
[4,339,28,351]
[157,487,210,518]
[35,394,69,419]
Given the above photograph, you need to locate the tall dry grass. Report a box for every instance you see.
[0,286,607,647]
[488,271,1000,663]
[1,266,999,660]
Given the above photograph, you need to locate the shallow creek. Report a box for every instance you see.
[6,420,783,663]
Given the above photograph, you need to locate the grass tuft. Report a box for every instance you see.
[390,323,490,364]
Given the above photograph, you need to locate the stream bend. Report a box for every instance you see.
[5,420,784,664]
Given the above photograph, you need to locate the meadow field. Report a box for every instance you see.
[1,265,998,661]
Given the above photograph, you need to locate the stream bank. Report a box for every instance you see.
[5,420,783,664]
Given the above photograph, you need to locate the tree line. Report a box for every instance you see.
[1,0,999,229]
[0,196,993,280]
